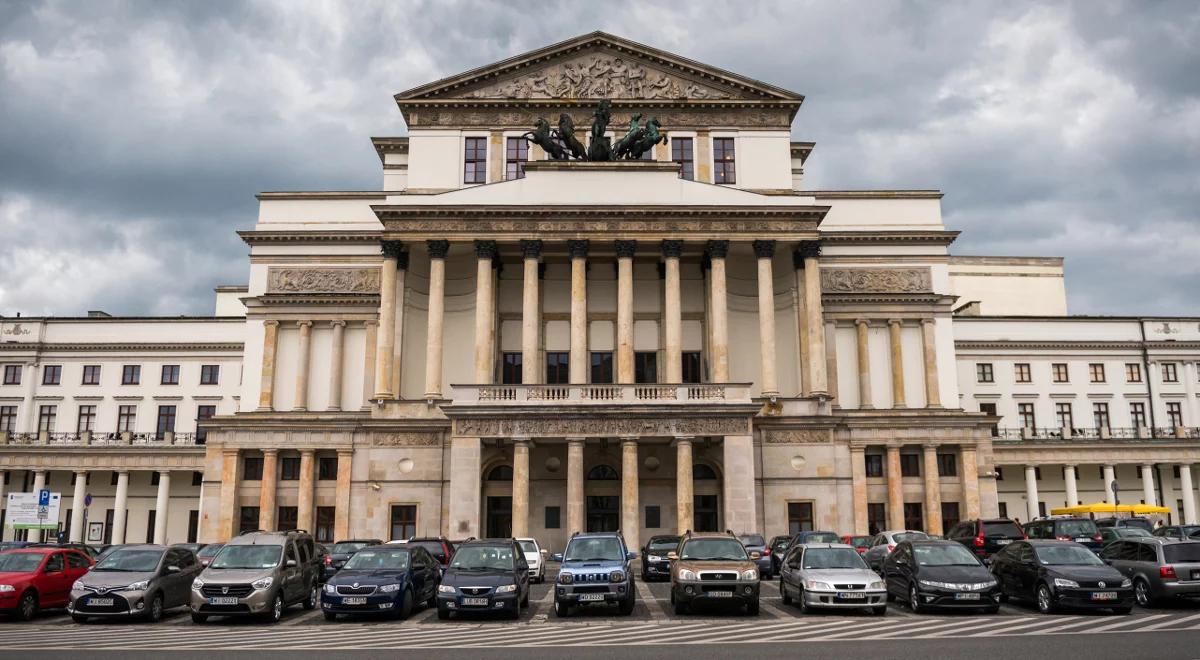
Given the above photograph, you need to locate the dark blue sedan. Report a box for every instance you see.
[320,544,441,620]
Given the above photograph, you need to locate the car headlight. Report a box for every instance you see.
[378,583,400,593]
[804,580,833,591]
[72,580,85,591]
[0,585,15,593]
[740,569,758,581]
[323,583,336,594]
[919,579,947,589]
[1053,578,1079,589]
[1120,578,1132,588]
[495,584,517,593]
[126,580,149,591]
[191,578,204,591]
[868,580,885,590]
[438,584,456,594]
[609,570,626,583]
[251,577,274,590]
[678,569,697,581]
[557,572,574,585]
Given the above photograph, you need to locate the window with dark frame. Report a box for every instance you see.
[645,505,661,529]
[1089,363,1106,383]
[1125,363,1142,382]
[238,506,260,535]
[865,454,884,478]
[242,456,264,481]
[2,365,20,385]
[941,502,961,531]
[936,453,957,477]
[712,137,736,184]
[161,364,180,385]
[681,351,702,383]
[590,351,613,384]
[122,364,140,385]
[505,136,528,180]
[390,504,417,540]
[155,405,176,439]
[1162,362,1179,383]
[195,405,215,444]
[81,365,101,385]
[900,454,921,477]
[1093,402,1110,429]
[1052,363,1069,383]
[277,506,298,531]
[1055,402,1073,430]
[634,351,658,384]
[787,501,814,535]
[976,363,994,383]
[903,503,924,531]
[545,352,569,385]
[43,365,61,385]
[117,405,136,433]
[317,456,338,480]
[671,137,694,180]
[38,405,56,432]
[1018,402,1036,429]
[76,405,96,433]
[1130,402,1147,428]
[1167,401,1184,428]
[1014,363,1031,383]
[0,406,16,433]
[280,456,301,481]
[866,503,886,535]
[316,507,335,543]
[145,510,156,543]
[464,137,487,184]
[501,352,522,385]
[544,506,561,529]
[200,365,220,385]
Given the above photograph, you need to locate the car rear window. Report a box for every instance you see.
[1056,520,1098,537]
[1121,519,1154,532]
[1164,544,1200,564]
[409,541,448,559]
[332,542,371,553]
[894,532,929,543]
[806,532,841,543]
[739,535,766,547]
[197,545,223,557]
[648,538,680,551]
[983,521,1023,537]
[517,540,537,554]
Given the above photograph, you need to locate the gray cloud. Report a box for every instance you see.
[1,0,1197,316]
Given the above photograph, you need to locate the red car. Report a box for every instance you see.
[0,547,94,620]
[841,535,873,554]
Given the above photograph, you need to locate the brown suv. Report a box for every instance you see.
[669,531,761,615]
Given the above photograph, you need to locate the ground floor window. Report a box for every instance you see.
[787,501,814,535]
[187,510,199,543]
[941,502,961,531]
[239,506,260,535]
[145,510,156,543]
[903,502,924,531]
[544,506,560,529]
[315,507,335,543]
[390,504,417,541]
[587,496,619,532]
[645,505,661,529]
[694,495,719,532]
[278,506,298,531]
[998,501,1008,518]
[867,503,886,535]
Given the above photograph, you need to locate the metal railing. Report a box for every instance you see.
[452,382,753,405]
[994,426,1199,442]
[0,431,200,447]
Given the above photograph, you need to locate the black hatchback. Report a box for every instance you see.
[436,539,529,620]
[882,540,1001,614]
[989,540,1133,614]
[640,535,680,582]
[947,518,1026,561]
[320,545,440,621]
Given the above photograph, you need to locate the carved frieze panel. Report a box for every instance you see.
[764,429,832,444]
[459,54,736,101]
[372,432,441,447]
[453,417,751,438]
[380,218,816,238]
[266,267,380,294]
[820,268,932,293]
[406,108,793,130]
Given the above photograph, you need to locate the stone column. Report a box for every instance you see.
[448,437,483,538]
[662,240,683,383]
[328,320,346,411]
[333,449,353,541]
[373,240,404,399]
[293,321,313,411]
[1025,465,1040,522]
[723,434,757,534]
[257,320,280,410]
[886,446,904,529]
[69,470,87,543]
[259,449,279,531]
[855,319,874,409]
[707,240,730,382]
[153,471,170,544]
[851,447,868,535]
[920,318,942,408]
[361,320,377,409]
[566,438,585,534]
[512,439,531,538]
[217,449,239,540]
[568,241,589,384]
[888,319,906,408]
[521,240,542,385]
[922,445,943,535]
[29,470,46,542]
[473,240,498,384]
[1103,464,1117,503]
[111,471,129,545]
[1064,464,1079,507]
[797,241,828,396]
[424,240,450,398]
[753,240,779,397]
[298,449,315,533]
[675,437,694,533]
[1141,464,1157,506]
[1179,464,1197,525]
[962,447,981,519]
[621,438,640,548]
[615,240,636,384]
[825,321,840,402]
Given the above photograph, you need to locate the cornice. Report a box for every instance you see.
[820,230,960,246]
[254,192,388,201]
[371,137,409,164]
[956,340,1200,351]
[0,342,243,353]
[251,294,382,307]
[372,204,827,220]
[805,190,944,200]
[238,230,382,246]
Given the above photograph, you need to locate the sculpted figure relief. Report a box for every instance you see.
[466,54,731,100]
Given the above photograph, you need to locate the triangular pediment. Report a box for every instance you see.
[395,32,803,103]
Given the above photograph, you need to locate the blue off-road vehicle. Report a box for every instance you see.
[551,532,637,618]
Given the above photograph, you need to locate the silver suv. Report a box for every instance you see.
[190,531,321,623]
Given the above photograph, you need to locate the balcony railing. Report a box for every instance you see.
[0,431,200,447]
[994,426,1200,442]
[451,383,753,405]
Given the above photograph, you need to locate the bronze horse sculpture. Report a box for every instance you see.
[556,114,588,160]
[522,117,567,160]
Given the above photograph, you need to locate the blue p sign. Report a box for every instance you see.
[38,489,50,506]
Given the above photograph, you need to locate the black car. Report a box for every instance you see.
[767,536,791,574]
[1023,517,1103,553]
[324,539,384,581]
[436,538,530,620]
[989,540,1133,614]
[641,535,680,581]
[946,518,1025,561]
[405,537,456,568]
[320,544,440,620]
[882,540,1001,614]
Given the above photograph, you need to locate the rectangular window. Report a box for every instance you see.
[81,365,101,385]
[544,506,561,529]
[504,136,528,180]
[979,402,999,436]
[681,351,702,383]
[1018,402,1037,429]
[155,405,176,439]
[277,506,298,532]
[0,406,16,432]
[1130,402,1147,428]
[1125,363,1142,383]
[117,405,137,433]
[1167,401,1184,428]
[76,405,96,433]
[315,507,335,543]
[997,501,1008,518]
[239,507,260,535]
[501,352,522,385]
[712,137,736,184]
[941,502,961,532]
[1052,363,1069,383]
[200,365,220,385]
[464,136,487,184]
[317,456,338,480]
[937,453,957,477]
[191,471,203,487]
[787,501,814,535]
[242,456,264,481]
[390,504,417,540]
[1089,363,1106,383]
[1093,402,1110,429]
[161,364,180,385]
[122,364,140,385]
[195,405,215,444]
[671,137,694,180]
[865,454,884,478]
[590,351,613,384]
[900,454,921,477]
[976,363,994,383]
[867,503,886,535]
[42,365,61,385]
[545,352,569,385]
[2,365,20,385]
[187,510,199,543]
[634,351,658,384]
[1014,363,1031,383]
[145,510,156,544]
[645,505,661,529]
[1055,402,1073,430]
[280,456,300,481]
[903,503,924,531]
[38,405,57,432]
[1162,363,1179,383]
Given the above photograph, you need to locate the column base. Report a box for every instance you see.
[372,391,394,401]
[292,407,308,412]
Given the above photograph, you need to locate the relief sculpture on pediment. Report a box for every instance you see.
[464,55,733,101]
[266,267,381,294]
[820,268,933,293]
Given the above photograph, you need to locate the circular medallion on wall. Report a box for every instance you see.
[790,455,807,471]
[398,458,415,474]
[644,456,661,472]
[545,456,561,473]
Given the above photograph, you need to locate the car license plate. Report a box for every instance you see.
[87,597,114,606]
[1075,537,1091,543]
[995,539,1012,545]
[1091,592,1117,601]
[461,597,489,606]
[208,597,239,606]
[707,591,733,598]
[837,592,866,599]
[578,593,605,602]
[954,593,981,601]
[342,597,367,605]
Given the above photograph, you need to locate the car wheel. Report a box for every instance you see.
[263,593,284,623]
[303,583,318,610]
[399,589,414,619]
[71,614,89,624]
[521,588,529,608]
[436,605,451,620]
[780,582,792,605]
[873,605,888,616]
[16,591,37,621]
[798,588,812,614]
[1134,579,1153,608]
[190,613,208,624]
[618,595,635,616]
[323,612,337,622]
[146,593,164,622]
[1036,583,1055,615]
[554,601,570,618]
[909,583,923,614]
[746,600,760,616]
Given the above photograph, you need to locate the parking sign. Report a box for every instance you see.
[38,489,50,506]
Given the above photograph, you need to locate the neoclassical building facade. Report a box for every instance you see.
[1,33,1197,550]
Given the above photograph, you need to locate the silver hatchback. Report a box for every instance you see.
[778,543,887,615]
[69,544,201,622]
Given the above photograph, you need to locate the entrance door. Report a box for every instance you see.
[486,496,512,538]
[694,495,719,532]
[586,496,620,532]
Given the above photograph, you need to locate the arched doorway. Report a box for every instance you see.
[586,464,620,532]
[484,464,513,538]
[693,463,721,532]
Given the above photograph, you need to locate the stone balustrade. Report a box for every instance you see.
[0,431,199,447]
[994,426,1199,443]
[451,382,753,406]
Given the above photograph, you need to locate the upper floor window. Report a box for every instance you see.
[464,137,487,184]
[671,137,694,180]
[81,365,101,385]
[38,404,57,432]
[76,405,97,433]
[682,351,702,383]
[117,405,137,433]
[1166,401,1184,428]
[318,456,338,481]
[196,405,216,444]
[505,136,527,180]
[1088,363,1106,383]
[975,363,994,383]
[936,453,957,477]
[200,365,220,385]
[713,137,736,184]
[1055,402,1073,430]
[1125,363,1142,383]
[42,364,61,385]
[634,351,658,384]
[1129,402,1147,428]
[156,405,176,439]
[1092,402,1110,429]
[864,454,884,477]
[161,364,180,385]
[1013,363,1031,383]
[501,353,522,385]
[1162,362,1179,383]
[0,406,16,432]
[545,352,569,385]
[122,364,140,385]
[899,454,921,477]
[2,365,20,385]
[590,351,613,384]
[1018,402,1036,429]
[1051,363,1069,383]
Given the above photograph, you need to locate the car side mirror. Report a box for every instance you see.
[166,565,181,573]
[626,551,638,561]
[666,551,679,561]
[286,559,297,567]
[550,553,563,562]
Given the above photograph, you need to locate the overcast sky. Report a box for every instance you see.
[1,1,1197,317]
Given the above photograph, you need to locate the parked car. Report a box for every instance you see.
[30,542,104,561]
[738,534,774,579]
[0,547,93,620]
[513,538,545,583]
[1099,527,1152,545]
[1095,517,1154,534]
[0,542,33,552]
[669,530,760,616]
[321,544,440,620]
[69,544,201,623]
[552,532,636,617]
[841,535,873,555]
[946,518,1026,560]
[405,537,456,570]
[767,536,791,574]
[862,530,930,571]
[641,535,680,582]
[778,543,886,615]
[1153,525,1200,541]
[1023,517,1104,552]
[882,540,1000,614]
[314,544,330,582]
[172,543,207,555]
[789,530,841,547]
[1100,537,1200,607]
[989,539,1132,614]
[437,538,529,620]
[195,543,224,568]
[324,539,384,581]
[189,530,321,623]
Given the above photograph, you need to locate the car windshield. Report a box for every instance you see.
[332,542,371,554]
[517,540,538,554]
[0,553,43,572]
[803,533,841,544]
[849,537,872,548]
[564,538,625,562]
[894,532,929,543]
[210,544,282,569]
[1036,544,1104,566]
[739,535,766,547]
[648,538,680,552]
[983,521,1023,537]
[1057,520,1099,537]
[914,544,980,567]
[450,545,514,571]
[343,549,410,570]
[771,538,791,551]
[94,549,162,572]
[1164,544,1200,563]
[196,545,223,557]
[679,539,749,561]
[803,548,868,570]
